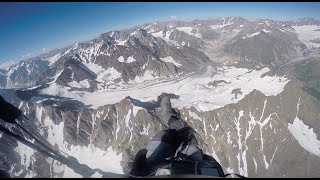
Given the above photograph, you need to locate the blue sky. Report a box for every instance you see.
[1,2,320,63]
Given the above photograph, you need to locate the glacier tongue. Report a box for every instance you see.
[39,65,290,111]
[292,25,320,48]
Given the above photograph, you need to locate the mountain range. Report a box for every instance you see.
[0,16,320,177]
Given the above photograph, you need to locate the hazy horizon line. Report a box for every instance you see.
[1,15,319,65]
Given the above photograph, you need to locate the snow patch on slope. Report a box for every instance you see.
[242,31,261,39]
[77,41,103,62]
[288,116,320,157]
[210,23,230,29]
[262,29,271,33]
[125,109,132,128]
[68,79,90,88]
[7,62,24,77]
[63,167,83,178]
[129,70,161,85]
[91,171,103,178]
[115,38,128,46]
[176,27,194,35]
[40,83,75,97]
[132,105,144,116]
[127,56,136,63]
[65,145,123,176]
[14,141,35,176]
[151,30,179,46]
[189,111,201,121]
[99,67,122,82]
[151,31,163,38]
[45,53,61,66]
[117,56,125,62]
[160,56,181,67]
[79,59,122,85]
[176,26,202,38]
[263,154,269,169]
[117,56,136,63]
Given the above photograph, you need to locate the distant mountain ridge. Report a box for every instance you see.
[1,16,319,88]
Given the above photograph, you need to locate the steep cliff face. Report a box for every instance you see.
[181,80,320,177]
[4,96,163,177]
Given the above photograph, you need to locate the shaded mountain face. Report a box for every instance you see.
[279,56,320,101]
[0,70,6,87]
[5,59,50,88]
[1,17,320,178]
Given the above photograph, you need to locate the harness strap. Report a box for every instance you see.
[0,96,22,123]
[15,122,67,159]
[0,123,96,177]
[0,124,61,161]
[224,173,247,178]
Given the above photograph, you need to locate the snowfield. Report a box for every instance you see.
[176,26,202,38]
[288,97,320,157]
[39,65,290,111]
[292,25,320,48]
[45,53,61,66]
[288,116,320,157]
